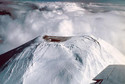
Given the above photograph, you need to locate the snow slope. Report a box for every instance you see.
[0,35,125,84]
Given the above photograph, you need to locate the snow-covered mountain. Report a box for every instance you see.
[0,1,125,84]
[0,35,125,84]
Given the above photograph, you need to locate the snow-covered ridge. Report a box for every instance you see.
[0,35,125,84]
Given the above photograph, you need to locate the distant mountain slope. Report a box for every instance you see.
[0,37,38,69]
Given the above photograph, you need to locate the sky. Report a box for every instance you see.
[2,0,125,4]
